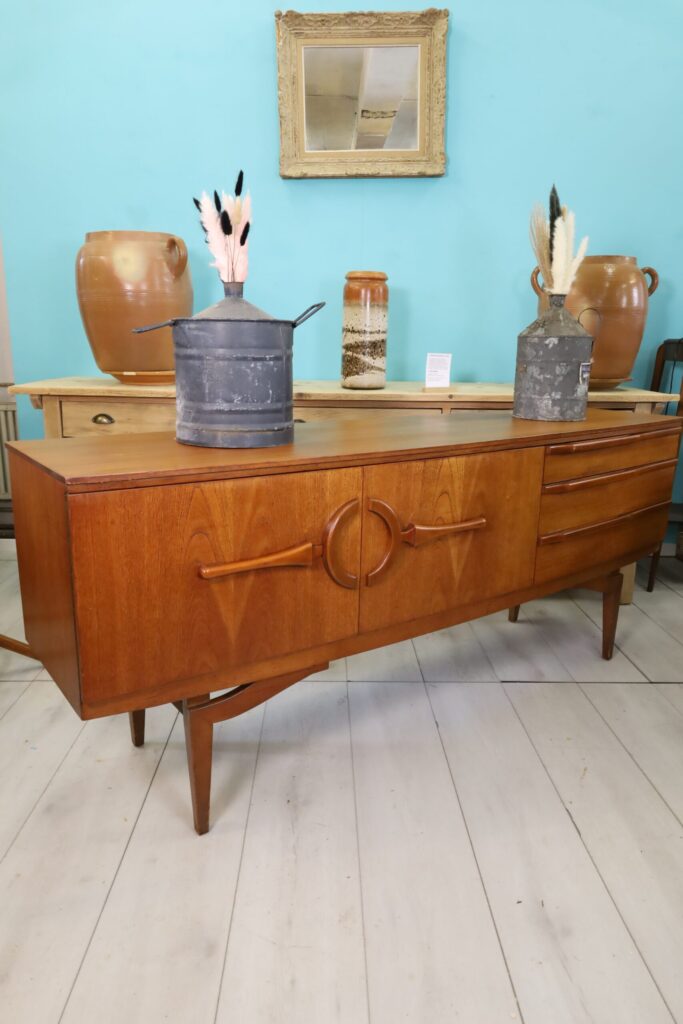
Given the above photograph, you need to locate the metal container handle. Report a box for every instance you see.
[132,320,173,334]
[293,302,326,328]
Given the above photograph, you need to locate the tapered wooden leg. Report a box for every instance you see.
[128,709,145,747]
[601,573,623,661]
[647,545,661,593]
[508,605,520,623]
[182,697,213,835]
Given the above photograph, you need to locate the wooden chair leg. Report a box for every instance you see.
[128,709,145,747]
[182,697,213,835]
[601,573,623,661]
[647,545,661,593]
[508,605,521,623]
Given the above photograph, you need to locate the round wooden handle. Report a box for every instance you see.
[165,236,188,279]
[365,498,402,587]
[321,499,359,589]
[642,266,659,296]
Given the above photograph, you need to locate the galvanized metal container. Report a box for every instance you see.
[135,284,324,448]
[513,294,593,421]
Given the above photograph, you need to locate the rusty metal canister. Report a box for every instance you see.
[135,284,324,448]
[513,294,593,421]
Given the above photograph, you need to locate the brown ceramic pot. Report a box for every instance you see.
[531,256,658,389]
[341,271,389,389]
[76,230,193,384]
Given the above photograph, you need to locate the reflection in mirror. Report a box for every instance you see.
[303,45,419,152]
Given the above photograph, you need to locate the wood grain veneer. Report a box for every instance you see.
[9,451,81,712]
[8,408,683,831]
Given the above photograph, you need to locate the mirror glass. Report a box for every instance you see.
[303,45,420,152]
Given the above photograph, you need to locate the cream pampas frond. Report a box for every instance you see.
[530,203,552,290]
[193,170,252,284]
[550,207,589,294]
[529,186,589,295]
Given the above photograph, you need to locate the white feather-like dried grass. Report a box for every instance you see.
[530,203,552,290]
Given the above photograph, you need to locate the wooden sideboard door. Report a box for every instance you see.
[359,449,544,633]
[68,468,362,711]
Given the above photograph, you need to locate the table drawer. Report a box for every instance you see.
[539,459,678,535]
[68,468,362,709]
[543,427,681,482]
[535,502,670,583]
[61,399,175,437]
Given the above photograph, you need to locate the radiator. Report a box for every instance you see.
[0,400,17,500]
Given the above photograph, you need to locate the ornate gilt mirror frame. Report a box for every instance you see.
[275,9,448,178]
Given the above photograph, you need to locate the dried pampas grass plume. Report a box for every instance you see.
[529,187,589,295]
[530,203,552,290]
[193,171,252,284]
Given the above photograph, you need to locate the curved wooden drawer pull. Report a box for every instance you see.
[547,427,680,456]
[199,498,359,590]
[366,498,487,586]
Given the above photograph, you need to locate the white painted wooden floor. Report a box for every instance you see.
[1,552,683,1023]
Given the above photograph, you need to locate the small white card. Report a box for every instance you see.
[424,352,452,389]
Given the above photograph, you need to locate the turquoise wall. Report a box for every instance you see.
[2,0,683,442]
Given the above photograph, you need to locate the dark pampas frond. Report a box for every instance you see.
[235,170,244,196]
[549,184,562,262]
[193,196,201,211]
[240,221,250,246]
[220,210,233,236]
[213,190,222,213]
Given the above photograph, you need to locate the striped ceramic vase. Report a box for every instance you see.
[341,271,388,389]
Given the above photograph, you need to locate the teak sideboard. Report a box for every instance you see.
[8,409,682,833]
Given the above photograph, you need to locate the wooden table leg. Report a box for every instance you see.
[180,663,328,835]
[128,709,146,747]
[182,695,213,835]
[582,571,623,660]
[508,605,521,623]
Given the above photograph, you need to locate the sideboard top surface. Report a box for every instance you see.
[8,409,682,493]
[9,376,679,405]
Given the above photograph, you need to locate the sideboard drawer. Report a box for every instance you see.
[68,469,362,709]
[543,427,681,483]
[539,459,678,535]
[535,503,670,583]
[61,399,175,437]
[359,448,544,632]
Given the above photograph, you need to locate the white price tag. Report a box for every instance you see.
[424,352,452,389]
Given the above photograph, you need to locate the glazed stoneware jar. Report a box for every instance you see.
[341,271,388,389]
[76,230,193,384]
[532,255,658,389]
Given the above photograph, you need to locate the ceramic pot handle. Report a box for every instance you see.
[530,266,545,297]
[165,236,188,279]
[578,306,602,334]
[642,266,659,296]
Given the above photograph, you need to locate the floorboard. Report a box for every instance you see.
[574,592,683,682]
[519,593,646,682]
[508,682,683,1021]
[349,681,519,1023]
[580,682,683,822]
[0,679,83,858]
[347,639,423,681]
[61,709,264,1024]
[0,706,176,1024]
[215,682,368,1024]
[413,623,497,681]
[428,681,674,1024]
[471,609,573,681]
